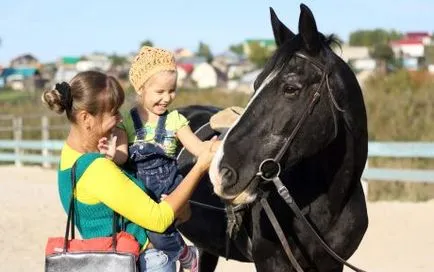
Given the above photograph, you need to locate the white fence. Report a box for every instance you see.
[0,115,433,185]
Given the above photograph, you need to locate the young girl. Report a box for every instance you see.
[98,46,214,272]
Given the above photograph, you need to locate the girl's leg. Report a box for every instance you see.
[139,248,176,272]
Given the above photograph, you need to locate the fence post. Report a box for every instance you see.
[13,117,23,167]
[41,116,50,168]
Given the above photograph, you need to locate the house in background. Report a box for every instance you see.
[337,45,376,72]
[174,48,194,60]
[0,67,42,91]
[191,62,218,89]
[177,56,207,67]
[228,69,262,93]
[76,54,112,72]
[390,32,432,70]
[10,54,40,68]
[212,51,255,80]
[0,53,45,91]
[177,63,194,88]
[55,56,80,83]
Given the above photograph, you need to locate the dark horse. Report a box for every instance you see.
[177,4,368,272]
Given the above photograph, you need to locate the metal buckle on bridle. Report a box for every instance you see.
[257,158,281,182]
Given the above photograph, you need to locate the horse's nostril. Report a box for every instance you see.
[220,166,238,186]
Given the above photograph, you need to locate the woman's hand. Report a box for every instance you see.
[97,135,117,160]
[175,204,192,225]
[196,136,220,171]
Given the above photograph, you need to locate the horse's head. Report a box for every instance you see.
[209,4,366,204]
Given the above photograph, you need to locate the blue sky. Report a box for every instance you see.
[0,0,433,65]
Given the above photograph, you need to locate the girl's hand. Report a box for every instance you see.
[196,136,220,170]
[97,135,117,160]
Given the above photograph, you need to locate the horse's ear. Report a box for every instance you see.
[270,7,295,47]
[298,4,321,54]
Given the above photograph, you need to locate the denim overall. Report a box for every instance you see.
[128,108,184,262]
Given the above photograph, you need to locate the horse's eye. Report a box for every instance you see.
[283,85,300,98]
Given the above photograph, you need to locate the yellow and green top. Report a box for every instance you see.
[57,144,175,248]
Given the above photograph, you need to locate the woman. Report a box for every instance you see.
[42,71,217,271]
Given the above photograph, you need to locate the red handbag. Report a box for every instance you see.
[45,231,140,257]
[45,159,140,272]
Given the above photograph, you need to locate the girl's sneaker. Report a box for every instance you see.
[178,245,199,272]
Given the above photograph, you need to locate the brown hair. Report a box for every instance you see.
[41,71,125,123]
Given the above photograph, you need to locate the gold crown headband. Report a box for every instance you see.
[129,46,177,92]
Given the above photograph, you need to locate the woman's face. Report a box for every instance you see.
[90,110,122,139]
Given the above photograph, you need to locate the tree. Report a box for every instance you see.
[109,53,128,66]
[197,42,213,63]
[349,29,403,47]
[247,41,272,68]
[370,43,395,74]
[140,40,154,48]
[229,43,244,56]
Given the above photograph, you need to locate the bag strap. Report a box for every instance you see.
[63,156,123,253]
[63,160,78,253]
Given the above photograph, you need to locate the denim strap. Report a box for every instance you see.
[154,111,168,144]
[130,107,146,141]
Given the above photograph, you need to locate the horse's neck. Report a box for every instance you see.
[284,125,362,211]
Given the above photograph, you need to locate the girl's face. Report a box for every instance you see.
[140,71,177,116]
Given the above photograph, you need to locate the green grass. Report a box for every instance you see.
[0,89,34,104]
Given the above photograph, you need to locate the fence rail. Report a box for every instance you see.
[0,115,433,184]
[363,142,434,183]
[0,114,68,167]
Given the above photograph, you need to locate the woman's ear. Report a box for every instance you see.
[77,110,93,131]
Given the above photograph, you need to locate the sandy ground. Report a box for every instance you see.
[0,166,433,272]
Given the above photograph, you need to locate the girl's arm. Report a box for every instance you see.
[176,125,206,157]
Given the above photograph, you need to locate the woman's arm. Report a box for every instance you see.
[78,138,218,232]
[78,159,174,233]
[164,137,218,215]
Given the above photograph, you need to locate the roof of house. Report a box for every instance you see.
[240,69,262,83]
[10,54,38,63]
[1,67,39,78]
[177,63,194,74]
[62,56,81,64]
[405,32,431,39]
[390,38,424,46]
[177,56,207,65]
